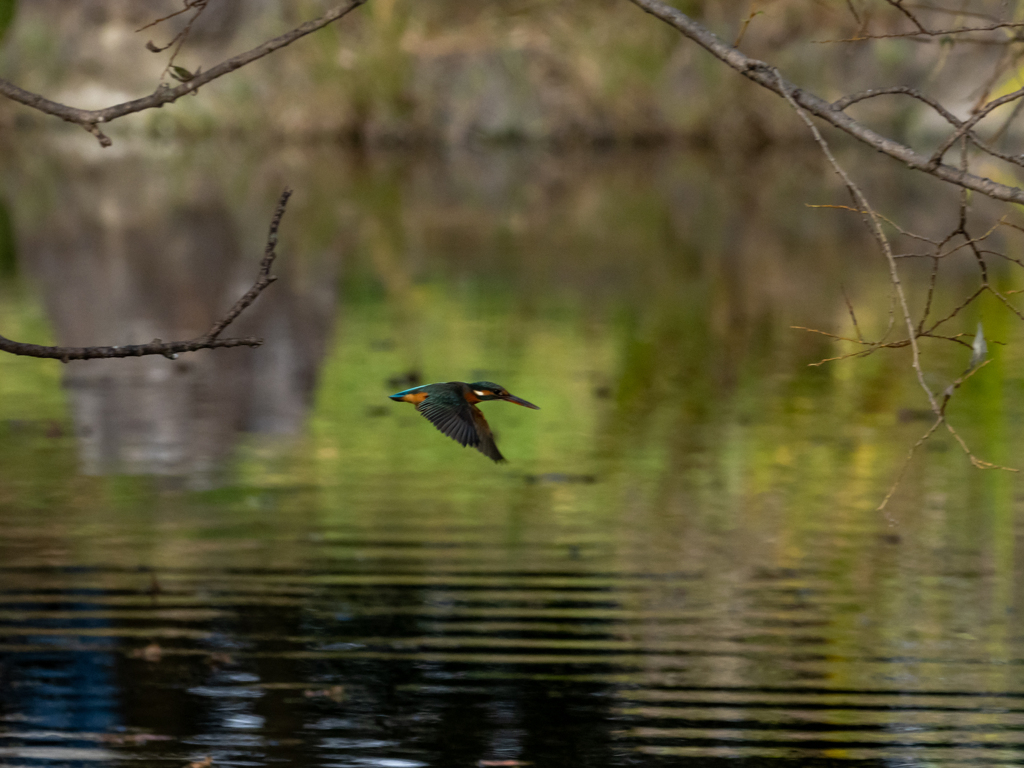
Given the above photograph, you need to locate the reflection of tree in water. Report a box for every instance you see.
[19,160,339,488]
[3,146,1023,766]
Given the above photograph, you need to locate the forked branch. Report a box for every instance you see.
[0,188,293,362]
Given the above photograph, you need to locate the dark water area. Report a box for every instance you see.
[2,135,1024,766]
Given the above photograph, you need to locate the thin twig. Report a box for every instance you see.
[137,0,206,33]
[792,326,974,353]
[819,22,1024,43]
[205,189,291,340]
[987,284,1024,322]
[884,0,929,35]
[844,0,863,28]
[841,284,864,343]
[833,86,960,126]
[902,4,1009,25]
[806,203,939,244]
[877,416,943,514]
[918,256,940,332]
[923,285,986,334]
[733,2,763,48]
[791,326,865,344]
[151,0,210,85]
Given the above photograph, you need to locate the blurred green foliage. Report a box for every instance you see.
[0,0,15,45]
[0,198,15,279]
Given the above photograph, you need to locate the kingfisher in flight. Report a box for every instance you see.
[389,381,540,462]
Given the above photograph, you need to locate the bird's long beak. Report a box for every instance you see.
[503,393,540,410]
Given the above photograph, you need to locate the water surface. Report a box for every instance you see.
[1,138,1024,766]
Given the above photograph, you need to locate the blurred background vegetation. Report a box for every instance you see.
[0,0,1014,148]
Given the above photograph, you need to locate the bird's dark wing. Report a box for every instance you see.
[470,406,504,463]
[417,399,505,463]
[417,399,478,448]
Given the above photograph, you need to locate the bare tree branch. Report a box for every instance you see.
[626,0,1024,205]
[0,0,368,147]
[205,188,291,340]
[0,188,293,362]
[831,86,961,122]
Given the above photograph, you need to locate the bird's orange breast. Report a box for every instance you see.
[400,391,429,404]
